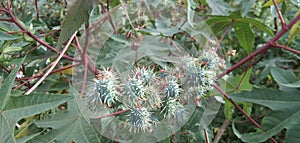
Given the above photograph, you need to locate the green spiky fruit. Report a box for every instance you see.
[89,68,120,109]
[134,67,154,84]
[127,107,156,133]
[164,79,180,98]
[161,98,186,123]
[124,77,145,105]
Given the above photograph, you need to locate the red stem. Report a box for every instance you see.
[204,129,210,143]
[218,21,234,46]
[34,0,39,20]
[272,44,300,55]
[95,109,128,119]
[2,3,76,61]
[217,13,300,79]
[272,0,286,28]
[213,84,278,143]
[16,63,81,81]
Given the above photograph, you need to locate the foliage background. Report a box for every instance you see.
[0,0,300,143]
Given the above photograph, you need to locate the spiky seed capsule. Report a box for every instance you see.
[127,107,154,133]
[125,78,145,104]
[161,99,186,123]
[142,85,162,109]
[164,79,180,98]
[198,50,224,71]
[134,67,154,84]
[90,68,119,108]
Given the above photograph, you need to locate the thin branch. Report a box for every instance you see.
[34,0,39,20]
[213,119,230,143]
[99,1,118,34]
[217,12,300,79]
[204,129,210,143]
[25,32,77,95]
[272,0,286,28]
[74,36,97,74]
[15,62,53,90]
[95,109,128,119]
[212,84,278,143]
[15,63,81,90]
[217,21,234,46]
[236,60,253,90]
[272,44,300,55]
[0,64,10,73]
[3,4,76,61]
[0,17,13,22]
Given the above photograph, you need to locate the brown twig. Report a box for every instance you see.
[213,119,230,143]
[34,0,39,20]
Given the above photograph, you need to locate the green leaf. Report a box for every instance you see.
[0,93,71,143]
[58,0,96,45]
[288,9,300,43]
[225,68,253,93]
[3,46,23,53]
[113,36,181,80]
[230,88,300,143]
[224,99,234,121]
[0,57,24,109]
[233,22,254,54]
[262,0,283,7]
[207,16,274,38]
[206,16,232,35]
[255,57,291,83]
[235,18,274,37]
[270,67,300,92]
[29,87,100,143]
[206,0,235,15]
[0,31,20,40]
[240,0,256,16]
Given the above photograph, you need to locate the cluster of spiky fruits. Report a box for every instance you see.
[88,49,224,133]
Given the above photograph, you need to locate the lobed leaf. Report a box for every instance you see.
[230,88,300,143]
[29,86,100,143]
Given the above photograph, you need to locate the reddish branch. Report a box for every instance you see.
[0,1,76,61]
[217,13,300,79]
[95,109,129,119]
[213,84,278,143]
[204,129,210,143]
[15,63,81,90]
[272,44,300,55]
[272,0,286,28]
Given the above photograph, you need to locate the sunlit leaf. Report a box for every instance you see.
[288,9,300,44]
[263,0,283,7]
